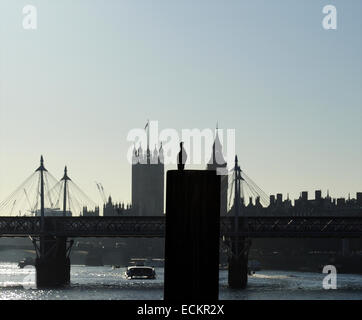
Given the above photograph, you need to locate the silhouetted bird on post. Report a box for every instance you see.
[178,142,187,171]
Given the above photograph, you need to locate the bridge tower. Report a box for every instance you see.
[61,166,71,217]
[33,158,73,288]
[227,155,251,289]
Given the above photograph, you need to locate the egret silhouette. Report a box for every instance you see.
[177,142,187,171]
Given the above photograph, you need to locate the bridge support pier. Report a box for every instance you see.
[34,236,72,288]
[228,238,250,289]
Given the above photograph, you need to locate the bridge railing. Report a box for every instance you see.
[0,217,40,236]
[0,216,361,238]
[222,216,362,238]
[55,217,166,237]
[0,217,166,237]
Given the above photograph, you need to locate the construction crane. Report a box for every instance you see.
[95,182,107,204]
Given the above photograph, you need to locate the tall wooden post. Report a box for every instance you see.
[164,170,221,301]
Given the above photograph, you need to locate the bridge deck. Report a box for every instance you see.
[0,216,361,238]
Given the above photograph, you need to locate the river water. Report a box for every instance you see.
[0,263,361,300]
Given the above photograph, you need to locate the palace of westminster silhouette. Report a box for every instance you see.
[82,127,362,218]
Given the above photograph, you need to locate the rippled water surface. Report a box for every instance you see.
[0,263,361,300]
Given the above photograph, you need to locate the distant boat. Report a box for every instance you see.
[18,257,34,269]
[248,260,262,275]
[125,266,156,280]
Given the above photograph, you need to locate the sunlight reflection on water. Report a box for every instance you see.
[0,263,361,300]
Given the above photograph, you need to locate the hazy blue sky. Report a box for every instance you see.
[0,0,361,209]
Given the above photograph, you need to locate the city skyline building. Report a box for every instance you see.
[131,129,165,216]
[207,128,228,216]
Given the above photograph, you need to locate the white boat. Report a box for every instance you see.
[125,266,156,279]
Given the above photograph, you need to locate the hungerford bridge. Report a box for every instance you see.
[0,156,361,290]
